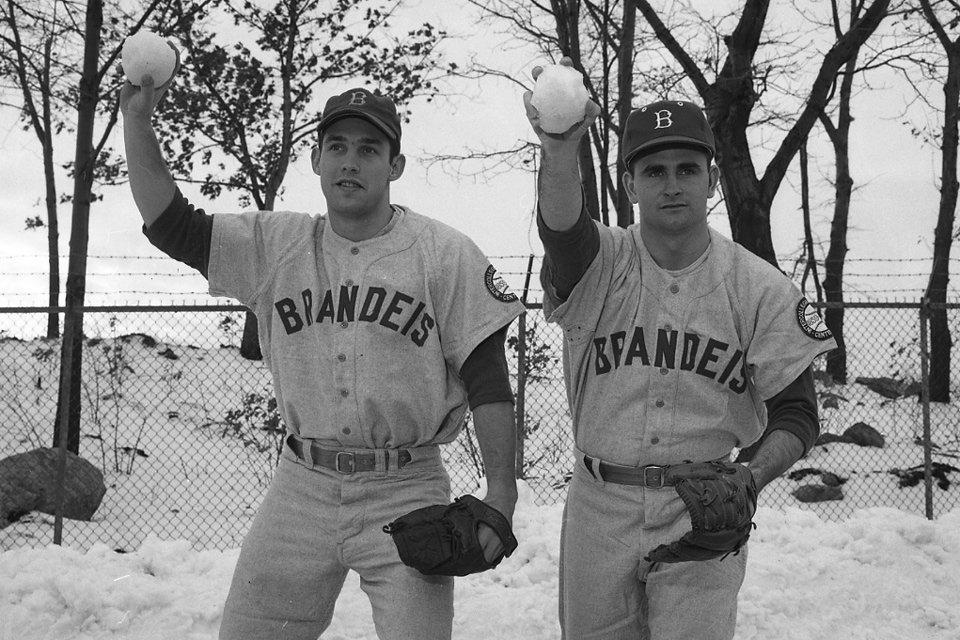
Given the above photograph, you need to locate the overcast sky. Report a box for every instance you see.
[0,0,949,306]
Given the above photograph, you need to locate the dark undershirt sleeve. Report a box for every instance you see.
[142,188,214,278]
[537,202,600,301]
[459,327,513,410]
[762,367,820,455]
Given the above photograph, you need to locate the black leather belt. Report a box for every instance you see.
[286,434,412,474]
[582,454,673,487]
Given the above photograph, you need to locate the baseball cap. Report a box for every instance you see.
[621,99,715,167]
[318,88,401,143]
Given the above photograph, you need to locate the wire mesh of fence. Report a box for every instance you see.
[1,300,958,552]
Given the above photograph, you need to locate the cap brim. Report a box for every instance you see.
[318,110,399,140]
[624,135,714,166]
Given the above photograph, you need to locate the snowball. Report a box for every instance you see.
[122,31,176,87]
[530,65,589,134]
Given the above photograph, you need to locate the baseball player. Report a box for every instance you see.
[524,58,837,639]
[120,52,525,639]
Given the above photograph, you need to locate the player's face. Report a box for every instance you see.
[313,117,404,221]
[623,147,719,236]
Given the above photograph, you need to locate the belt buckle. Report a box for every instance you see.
[643,465,665,488]
[335,451,356,474]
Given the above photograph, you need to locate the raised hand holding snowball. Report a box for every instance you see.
[523,57,600,143]
[524,56,600,233]
[119,40,180,122]
[119,39,182,227]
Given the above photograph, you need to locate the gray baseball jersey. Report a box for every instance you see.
[542,224,837,467]
[208,205,525,449]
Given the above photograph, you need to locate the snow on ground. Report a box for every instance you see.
[2,492,959,639]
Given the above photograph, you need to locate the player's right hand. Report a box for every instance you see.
[523,56,601,145]
[119,42,181,120]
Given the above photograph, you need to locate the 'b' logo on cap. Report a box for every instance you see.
[654,110,674,130]
[349,91,367,106]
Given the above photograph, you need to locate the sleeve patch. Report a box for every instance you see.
[484,265,519,303]
[796,299,832,340]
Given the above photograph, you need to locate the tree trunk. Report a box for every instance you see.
[42,33,60,339]
[921,0,960,403]
[821,46,859,385]
[925,59,960,403]
[43,114,60,340]
[615,0,636,229]
[53,0,102,454]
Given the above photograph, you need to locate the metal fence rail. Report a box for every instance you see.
[1,300,958,552]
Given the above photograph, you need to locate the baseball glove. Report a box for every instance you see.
[645,461,758,564]
[383,494,518,577]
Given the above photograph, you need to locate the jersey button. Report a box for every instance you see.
[659,367,668,375]
[655,399,664,408]
[340,321,349,329]
[342,427,351,435]
[664,324,673,332]
[340,389,349,397]
[345,279,354,287]
[337,354,346,362]
[650,437,660,444]
[351,247,360,255]
[669,284,679,294]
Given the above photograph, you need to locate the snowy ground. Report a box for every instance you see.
[1,490,958,640]
[2,333,960,638]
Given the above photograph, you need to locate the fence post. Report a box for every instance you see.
[54,307,81,545]
[515,255,535,480]
[918,298,934,520]
[516,312,527,479]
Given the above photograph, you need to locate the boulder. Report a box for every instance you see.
[0,448,106,528]
[843,422,885,448]
[792,484,844,503]
[855,376,920,400]
[815,433,850,446]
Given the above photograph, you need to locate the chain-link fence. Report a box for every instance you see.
[1,300,958,552]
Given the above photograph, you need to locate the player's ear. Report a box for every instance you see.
[707,163,720,198]
[311,146,322,176]
[622,167,639,204]
[389,153,406,182]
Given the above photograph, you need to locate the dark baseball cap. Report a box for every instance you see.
[318,88,401,142]
[622,100,715,167]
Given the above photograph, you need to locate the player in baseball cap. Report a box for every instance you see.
[122,63,525,639]
[524,57,836,640]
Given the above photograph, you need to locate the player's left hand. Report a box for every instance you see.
[645,461,758,564]
[475,489,516,563]
[383,495,519,576]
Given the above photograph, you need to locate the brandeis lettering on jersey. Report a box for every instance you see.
[275,284,435,346]
[592,326,747,393]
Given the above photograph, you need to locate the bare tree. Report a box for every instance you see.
[1,1,80,338]
[449,0,891,267]
[456,1,680,226]
[37,0,212,454]
[908,0,960,402]
[154,0,452,359]
[0,1,207,339]
[814,0,888,384]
